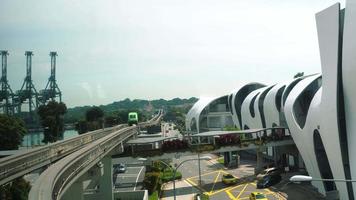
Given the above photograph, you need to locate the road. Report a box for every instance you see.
[161,154,283,200]
[112,158,146,192]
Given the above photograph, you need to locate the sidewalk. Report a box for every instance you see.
[160,180,200,200]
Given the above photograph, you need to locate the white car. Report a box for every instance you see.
[257,167,280,179]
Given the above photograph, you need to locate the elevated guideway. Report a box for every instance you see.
[0,111,162,186]
[29,112,163,200]
[121,127,294,159]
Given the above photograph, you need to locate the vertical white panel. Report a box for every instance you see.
[284,75,325,195]
[343,0,356,197]
[316,3,349,199]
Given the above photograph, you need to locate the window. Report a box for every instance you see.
[293,77,321,129]
[249,93,259,117]
[275,86,286,112]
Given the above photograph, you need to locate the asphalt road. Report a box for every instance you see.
[170,154,282,200]
[111,161,145,192]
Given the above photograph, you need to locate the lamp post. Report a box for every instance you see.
[138,156,212,200]
[290,175,356,183]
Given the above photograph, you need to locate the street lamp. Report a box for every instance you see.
[138,156,212,200]
[290,175,356,183]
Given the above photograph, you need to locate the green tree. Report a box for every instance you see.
[37,101,67,143]
[0,114,26,150]
[0,177,31,200]
[163,107,186,132]
[104,116,118,127]
[75,120,88,134]
[85,106,104,122]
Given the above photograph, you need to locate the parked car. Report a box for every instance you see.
[114,163,126,173]
[222,173,238,185]
[249,192,268,200]
[257,167,281,179]
[256,174,281,188]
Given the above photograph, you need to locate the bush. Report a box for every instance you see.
[149,191,159,200]
[161,170,182,182]
[194,144,215,152]
[215,134,240,146]
[143,172,161,194]
[162,139,188,152]
[195,193,209,200]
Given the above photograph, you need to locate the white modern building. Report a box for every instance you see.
[186,1,356,199]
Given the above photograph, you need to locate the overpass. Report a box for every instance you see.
[28,112,163,200]
[0,111,162,186]
[121,127,295,169]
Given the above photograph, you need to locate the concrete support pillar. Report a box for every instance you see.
[298,153,304,169]
[273,147,278,166]
[62,177,84,200]
[224,152,233,167]
[99,156,113,200]
[255,150,264,174]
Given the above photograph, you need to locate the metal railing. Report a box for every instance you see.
[29,111,162,200]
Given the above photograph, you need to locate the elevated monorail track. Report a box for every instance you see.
[0,111,162,186]
[29,112,162,200]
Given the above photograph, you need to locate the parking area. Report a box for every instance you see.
[185,169,284,200]
[113,166,145,191]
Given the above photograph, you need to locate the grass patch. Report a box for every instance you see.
[148,191,159,200]
[217,157,224,165]
[195,193,209,200]
[161,169,182,182]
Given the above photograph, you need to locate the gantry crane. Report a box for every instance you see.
[0,50,15,115]
[39,52,62,104]
[14,51,39,122]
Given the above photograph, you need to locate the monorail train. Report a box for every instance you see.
[128,112,138,126]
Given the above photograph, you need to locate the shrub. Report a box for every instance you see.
[161,170,182,182]
[162,139,188,152]
[215,134,240,146]
[143,172,161,194]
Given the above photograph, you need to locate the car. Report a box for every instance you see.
[222,173,238,185]
[114,163,126,173]
[249,192,268,200]
[256,174,281,188]
[256,167,281,179]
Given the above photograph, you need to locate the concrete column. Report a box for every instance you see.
[224,152,232,167]
[62,177,84,200]
[255,150,264,174]
[99,156,113,200]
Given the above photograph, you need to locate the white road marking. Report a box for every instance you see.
[117,174,140,177]
[133,166,144,191]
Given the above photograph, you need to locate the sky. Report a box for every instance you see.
[0,0,345,108]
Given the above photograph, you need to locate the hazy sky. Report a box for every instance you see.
[0,0,345,107]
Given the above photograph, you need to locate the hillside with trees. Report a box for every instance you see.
[64,97,198,124]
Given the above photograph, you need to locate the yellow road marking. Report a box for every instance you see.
[186,178,198,186]
[183,180,192,186]
[209,185,235,196]
[187,170,220,179]
[226,190,237,200]
[235,184,249,199]
[226,184,245,192]
[208,170,221,194]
